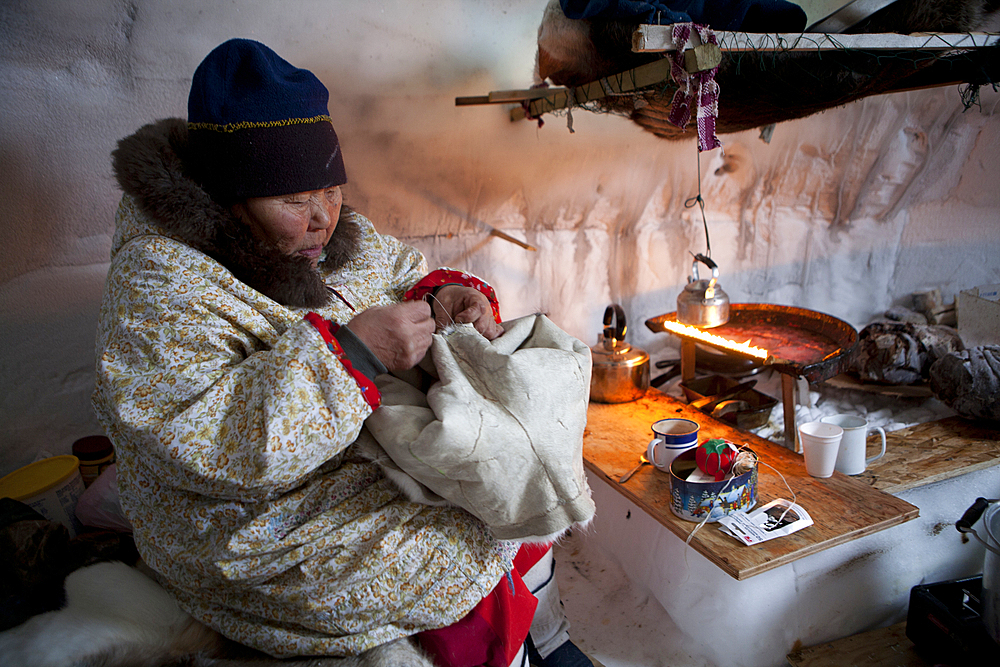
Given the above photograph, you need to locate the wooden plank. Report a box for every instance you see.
[455,95,491,106]
[782,373,798,451]
[583,389,920,580]
[633,24,1000,53]
[488,88,568,103]
[854,416,1000,494]
[786,622,925,666]
[824,373,934,398]
[520,57,673,119]
[499,58,673,119]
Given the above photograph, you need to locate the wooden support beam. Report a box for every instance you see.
[488,88,568,103]
[455,95,491,106]
[782,374,798,452]
[509,57,674,120]
[633,24,1000,53]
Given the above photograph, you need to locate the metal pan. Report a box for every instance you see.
[646,303,858,383]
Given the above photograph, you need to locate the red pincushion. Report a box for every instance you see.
[696,438,738,481]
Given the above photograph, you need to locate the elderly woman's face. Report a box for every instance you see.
[234,186,343,267]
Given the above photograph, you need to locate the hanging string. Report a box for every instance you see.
[684,146,712,259]
[960,82,983,112]
[425,292,458,332]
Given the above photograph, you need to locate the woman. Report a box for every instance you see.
[93,38,592,667]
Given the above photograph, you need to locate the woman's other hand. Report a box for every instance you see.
[346,301,435,371]
[431,285,503,341]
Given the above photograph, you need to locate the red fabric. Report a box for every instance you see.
[404,269,501,324]
[303,312,381,409]
[513,543,550,574]
[418,544,553,667]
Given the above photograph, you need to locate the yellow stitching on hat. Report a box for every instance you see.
[187,114,333,133]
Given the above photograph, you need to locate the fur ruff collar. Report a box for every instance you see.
[111,118,361,308]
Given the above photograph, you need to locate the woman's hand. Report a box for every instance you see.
[345,301,435,371]
[431,285,503,340]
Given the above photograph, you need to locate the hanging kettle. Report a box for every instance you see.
[677,253,730,328]
[590,304,650,403]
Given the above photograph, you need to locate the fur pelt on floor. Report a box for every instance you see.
[0,561,434,667]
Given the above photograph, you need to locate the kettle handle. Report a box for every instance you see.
[956,497,1000,556]
[690,253,720,283]
[603,304,627,342]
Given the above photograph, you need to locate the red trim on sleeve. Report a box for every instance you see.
[404,269,501,324]
[304,312,381,410]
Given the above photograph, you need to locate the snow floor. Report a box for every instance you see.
[554,529,710,667]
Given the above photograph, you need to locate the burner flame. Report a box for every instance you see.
[662,320,769,360]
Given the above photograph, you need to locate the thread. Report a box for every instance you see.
[683,444,797,544]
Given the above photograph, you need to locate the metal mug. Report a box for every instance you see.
[646,418,700,471]
[820,414,887,475]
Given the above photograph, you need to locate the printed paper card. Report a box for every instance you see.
[718,498,813,545]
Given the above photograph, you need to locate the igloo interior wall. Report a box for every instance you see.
[1,0,997,484]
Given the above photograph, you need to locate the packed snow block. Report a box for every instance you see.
[957,284,1000,348]
[929,345,1000,422]
[851,322,964,385]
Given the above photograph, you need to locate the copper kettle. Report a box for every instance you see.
[677,253,730,328]
[590,304,650,403]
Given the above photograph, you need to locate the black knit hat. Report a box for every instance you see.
[187,39,347,203]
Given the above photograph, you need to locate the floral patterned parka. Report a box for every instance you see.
[92,119,512,657]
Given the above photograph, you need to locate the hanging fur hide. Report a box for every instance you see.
[850,321,964,385]
[929,345,1000,421]
[533,0,1000,139]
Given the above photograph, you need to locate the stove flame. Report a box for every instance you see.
[662,320,769,360]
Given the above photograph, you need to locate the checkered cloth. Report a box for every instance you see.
[667,23,722,152]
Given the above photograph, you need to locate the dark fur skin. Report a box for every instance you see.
[111,119,362,309]
[534,0,1000,139]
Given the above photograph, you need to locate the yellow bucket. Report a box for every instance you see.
[0,455,85,536]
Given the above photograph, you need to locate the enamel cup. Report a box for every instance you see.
[646,418,700,471]
[821,414,887,475]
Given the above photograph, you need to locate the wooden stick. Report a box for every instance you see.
[488,88,569,103]
[455,57,673,118]
[489,229,536,251]
[454,95,491,106]
[513,57,674,119]
[633,24,1000,53]
[781,374,798,451]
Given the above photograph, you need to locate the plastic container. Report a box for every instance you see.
[0,455,85,536]
[906,576,996,662]
[72,435,115,487]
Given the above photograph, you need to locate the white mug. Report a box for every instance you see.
[820,414,887,475]
[646,418,700,471]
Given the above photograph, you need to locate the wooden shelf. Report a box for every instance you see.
[853,416,1000,494]
[583,389,921,580]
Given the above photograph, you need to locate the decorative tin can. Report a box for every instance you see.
[668,447,757,523]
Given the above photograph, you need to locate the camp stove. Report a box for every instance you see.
[646,303,858,449]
